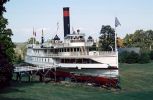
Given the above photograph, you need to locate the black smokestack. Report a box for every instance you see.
[63,7,70,37]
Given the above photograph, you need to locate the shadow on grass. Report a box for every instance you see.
[11,80,41,88]
[0,80,41,94]
[0,87,25,94]
[0,95,36,100]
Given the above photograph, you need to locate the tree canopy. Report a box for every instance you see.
[0,0,15,88]
[99,25,115,51]
[123,30,153,51]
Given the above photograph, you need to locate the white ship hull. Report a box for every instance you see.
[25,50,119,87]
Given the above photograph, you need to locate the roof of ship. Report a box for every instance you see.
[53,34,60,40]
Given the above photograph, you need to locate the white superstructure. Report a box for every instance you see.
[25,33,118,78]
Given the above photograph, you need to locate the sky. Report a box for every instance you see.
[4,0,153,42]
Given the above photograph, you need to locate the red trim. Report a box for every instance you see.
[48,70,118,87]
[63,11,69,17]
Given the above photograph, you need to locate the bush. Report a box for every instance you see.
[119,51,150,64]
[149,51,153,60]
[119,51,129,63]
[126,51,140,63]
[138,53,150,64]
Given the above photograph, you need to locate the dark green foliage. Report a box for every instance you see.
[0,44,14,88]
[119,51,129,63]
[99,25,115,51]
[89,43,97,51]
[149,51,153,60]
[0,0,10,15]
[119,51,150,64]
[14,54,24,64]
[0,0,15,88]
[138,53,150,64]
[126,51,139,63]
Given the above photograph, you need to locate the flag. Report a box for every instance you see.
[115,17,121,27]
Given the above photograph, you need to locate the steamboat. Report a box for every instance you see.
[25,7,119,87]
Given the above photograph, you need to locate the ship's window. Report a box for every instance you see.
[77,48,80,52]
[67,48,70,52]
[50,49,53,52]
[70,48,73,52]
[44,50,47,53]
[61,59,64,63]
[74,48,76,52]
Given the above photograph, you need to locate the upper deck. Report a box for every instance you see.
[27,33,94,49]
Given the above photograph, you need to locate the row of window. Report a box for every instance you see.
[61,59,100,64]
[34,47,84,54]
[32,57,52,63]
[29,57,100,64]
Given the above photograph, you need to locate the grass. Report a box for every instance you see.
[0,62,153,100]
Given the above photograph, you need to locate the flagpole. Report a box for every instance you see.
[33,27,34,47]
[115,27,117,52]
[115,17,121,87]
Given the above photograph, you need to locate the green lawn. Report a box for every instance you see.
[0,62,153,100]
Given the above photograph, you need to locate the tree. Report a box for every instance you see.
[0,0,10,15]
[146,30,153,50]
[27,37,39,44]
[123,34,133,47]
[123,30,153,51]
[99,25,115,51]
[0,0,15,88]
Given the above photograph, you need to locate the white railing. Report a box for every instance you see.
[42,51,117,57]
[27,42,92,48]
[26,51,117,58]
[27,51,117,57]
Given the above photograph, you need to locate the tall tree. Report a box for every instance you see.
[0,0,15,88]
[99,25,115,51]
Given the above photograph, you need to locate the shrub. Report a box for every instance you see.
[119,51,150,64]
[138,53,150,64]
[126,51,139,64]
[119,51,139,63]
[119,51,129,63]
[149,51,153,60]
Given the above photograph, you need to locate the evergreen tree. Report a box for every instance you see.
[0,0,15,88]
[99,25,115,51]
